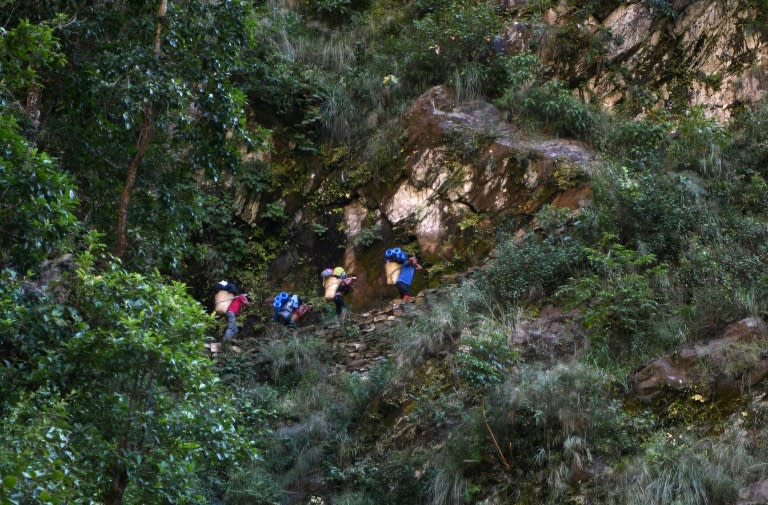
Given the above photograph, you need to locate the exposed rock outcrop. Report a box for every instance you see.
[345,85,595,263]
[630,317,768,401]
[509,0,768,121]
[511,305,584,366]
[738,479,768,505]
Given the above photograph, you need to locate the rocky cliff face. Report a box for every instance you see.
[339,0,768,305]
[265,0,768,309]
[337,85,595,306]
[508,0,768,121]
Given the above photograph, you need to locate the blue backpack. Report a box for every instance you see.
[385,248,407,264]
[273,292,301,322]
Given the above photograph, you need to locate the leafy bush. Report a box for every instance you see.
[726,97,768,176]
[0,114,80,272]
[521,80,595,138]
[0,395,81,505]
[556,236,672,366]
[300,0,371,24]
[329,450,427,504]
[405,1,501,91]
[454,317,518,393]
[675,216,768,339]
[1,253,256,503]
[354,223,384,247]
[476,227,585,307]
[666,107,728,176]
[594,113,671,170]
[0,16,66,102]
[589,166,704,260]
[493,51,543,99]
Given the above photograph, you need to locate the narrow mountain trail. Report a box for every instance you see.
[206,281,583,375]
[206,290,440,374]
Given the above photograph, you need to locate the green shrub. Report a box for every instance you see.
[557,235,678,367]
[300,0,371,24]
[0,394,81,505]
[589,166,704,260]
[0,114,80,272]
[675,223,768,339]
[405,1,501,91]
[353,223,383,247]
[726,97,768,176]
[520,80,595,138]
[594,113,671,170]
[666,107,728,176]
[454,317,518,393]
[493,51,544,104]
[328,449,427,504]
[477,228,585,307]
[500,78,594,137]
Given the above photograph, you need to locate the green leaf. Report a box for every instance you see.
[2,474,18,489]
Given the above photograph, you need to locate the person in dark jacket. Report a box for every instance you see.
[333,276,357,322]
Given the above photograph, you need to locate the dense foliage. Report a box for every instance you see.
[4,0,768,504]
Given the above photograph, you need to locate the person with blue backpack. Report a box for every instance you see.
[272,292,312,329]
[396,255,423,302]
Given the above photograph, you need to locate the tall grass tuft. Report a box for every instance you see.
[429,467,468,505]
[666,107,728,177]
[319,81,355,145]
[614,431,743,505]
[451,62,484,103]
[487,363,637,501]
[226,461,284,505]
[394,282,490,369]
[259,335,330,385]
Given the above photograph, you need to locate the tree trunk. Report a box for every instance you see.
[24,85,42,135]
[114,0,168,258]
[104,463,128,505]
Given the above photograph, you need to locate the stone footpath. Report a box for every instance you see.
[204,291,435,374]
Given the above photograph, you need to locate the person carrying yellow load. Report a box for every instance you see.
[321,267,356,322]
[333,275,357,322]
[211,280,250,340]
[321,266,346,301]
[212,279,238,314]
[384,248,407,285]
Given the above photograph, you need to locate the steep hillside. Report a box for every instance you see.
[210,3,768,503]
[5,1,768,504]
[244,0,768,310]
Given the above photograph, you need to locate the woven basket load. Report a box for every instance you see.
[323,277,341,301]
[214,290,235,314]
[384,261,402,285]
